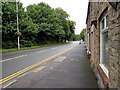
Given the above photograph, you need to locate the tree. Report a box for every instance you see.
[55,8,76,42]
[2,2,76,49]
[26,3,66,44]
[80,29,85,41]
[66,20,76,41]
[2,2,39,48]
[2,2,21,48]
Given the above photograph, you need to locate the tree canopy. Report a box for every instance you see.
[80,28,85,41]
[2,2,76,49]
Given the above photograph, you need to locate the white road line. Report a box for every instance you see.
[37,47,58,53]
[36,49,48,53]
[42,50,47,52]
[36,51,43,53]
[17,71,30,79]
[51,47,57,49]
[1,55,27,63]
[2,79,17,88]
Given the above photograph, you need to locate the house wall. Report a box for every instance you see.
[86,1,120,88]
[108,2,120,88]
[90,25,95,65]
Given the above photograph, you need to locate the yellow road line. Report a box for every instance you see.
[0,46,75,84]
[32,66,46,72]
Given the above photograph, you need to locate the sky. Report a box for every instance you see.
[20,0,89,34]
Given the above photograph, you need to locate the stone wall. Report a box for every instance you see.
[108,2,120,88]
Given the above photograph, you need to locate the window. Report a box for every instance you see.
[100,12,109,77]
[101,19,105,30]
[106,15,108,27]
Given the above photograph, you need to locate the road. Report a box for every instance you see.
[1,42,78,84]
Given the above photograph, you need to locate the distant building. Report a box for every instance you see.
[86,1,120,88]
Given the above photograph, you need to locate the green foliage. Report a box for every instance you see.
[2,2,76,49]
[80,29,86,41]
[2,2,19,49]
[55,8,75,42]
[55,7,69,20]
[72,34,80,41]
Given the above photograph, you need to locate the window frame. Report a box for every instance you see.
[100,12,109,78]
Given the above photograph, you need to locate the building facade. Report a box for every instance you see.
[86,1,120,88]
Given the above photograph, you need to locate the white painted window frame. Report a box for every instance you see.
[100,12,109,78]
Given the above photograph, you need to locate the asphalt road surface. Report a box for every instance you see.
[5,41,98,88]
[1,42,78,82]
[1,41,98,88]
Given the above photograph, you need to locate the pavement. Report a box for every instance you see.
[4,43,98,88]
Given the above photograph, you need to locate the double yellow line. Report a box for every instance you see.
[0,46,75,84]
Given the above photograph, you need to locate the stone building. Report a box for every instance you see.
[86,1,120,88]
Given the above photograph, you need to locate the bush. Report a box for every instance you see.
[20,40,34,47]
[2,41,17,49]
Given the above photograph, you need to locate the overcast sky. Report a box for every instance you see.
[20,0,89,34]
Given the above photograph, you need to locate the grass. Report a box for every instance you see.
[2,43,67,52]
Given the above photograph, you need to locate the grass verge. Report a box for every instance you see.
[2,43,67,52]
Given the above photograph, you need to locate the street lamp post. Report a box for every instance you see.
[16,0,20,49]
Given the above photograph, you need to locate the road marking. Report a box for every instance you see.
[32,66,46,72]
[36,50,47,53]
[51,48,55,49]
[0,46,76,84]
[1,55,28,63]
[51,47,57,50]
[2,80,17,89]
[50,67,53,69]
[54,56,66,62]
[42,50,47,52]
[17,71,31,79]
[36,51,43,53]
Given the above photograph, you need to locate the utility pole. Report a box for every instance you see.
[16,0,20,49]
